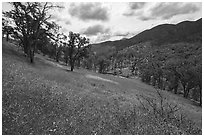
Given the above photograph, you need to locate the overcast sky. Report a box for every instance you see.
[2,2,202,44]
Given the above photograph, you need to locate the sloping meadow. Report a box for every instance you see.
[2,42,201,135]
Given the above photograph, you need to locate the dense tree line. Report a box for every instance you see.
[87,42,202,106]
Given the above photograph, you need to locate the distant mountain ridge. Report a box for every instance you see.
[91,18,202,54]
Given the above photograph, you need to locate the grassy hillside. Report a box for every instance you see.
[2,40,202,135]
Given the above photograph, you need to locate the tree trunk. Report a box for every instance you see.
[23,38,29,55]
[70,64,74,71]
[152,76,156,86]
[29,49,34,63]
[27,41,35,64]
[185,89,190,98]
[182,83,188,98]
[99,61,104,74]
[70,59,75,71]
[183,89,188,98]
[30,53,34,63]
[24,45,28,55]
[183,89,186,98]
[65,59,68,66]
[6,33,9,41]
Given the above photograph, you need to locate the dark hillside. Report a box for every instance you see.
[92,18,202,54]
[129,18,202,45]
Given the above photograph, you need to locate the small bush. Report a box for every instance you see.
[135,89,202,134]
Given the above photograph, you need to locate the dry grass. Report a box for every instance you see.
[2,41,202,135]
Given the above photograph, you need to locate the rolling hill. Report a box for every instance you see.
[91,18,202,54]
[2,40,202,135]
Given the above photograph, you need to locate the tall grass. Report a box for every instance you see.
[2,42,202,135]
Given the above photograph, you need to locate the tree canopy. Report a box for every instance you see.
[3,2,60,63]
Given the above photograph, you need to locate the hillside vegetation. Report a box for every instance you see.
[2,40,202,135]
[90,19,202,107]
[92,18,201,52]
[2,2,202,135]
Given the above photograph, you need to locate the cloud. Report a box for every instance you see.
[113,31,138,39]
[50,14,71,25]
[82,25,110,36]
[123,11,135,16]
[65,20,71,25]
[61,27,68,33]
[114,31,130,37]
[123,2,200,21]
[129,2,146,10]
[53,2,66,12]
[138,15,155,21]
[50,14,64,22]
[151,3,200,19]
[50,14,59,20]
[95,33,112,43]
[123,2,146,16]
[68,3,109,21]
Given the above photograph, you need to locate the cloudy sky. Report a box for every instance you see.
[2,2,202,44]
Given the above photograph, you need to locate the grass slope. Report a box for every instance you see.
[2,41,202,135]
